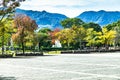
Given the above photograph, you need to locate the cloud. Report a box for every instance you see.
[19,0,120,17]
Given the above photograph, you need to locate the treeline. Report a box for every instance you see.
[28,18,120,52]
[0,0,120,55]
[50,18,120,50]
[1,15,120,54]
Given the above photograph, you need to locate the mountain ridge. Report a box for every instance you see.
[16,8,68,29]
[77,10,120,26]
[15,8,120,29]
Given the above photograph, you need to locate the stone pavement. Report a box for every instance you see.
[0,53,120,80]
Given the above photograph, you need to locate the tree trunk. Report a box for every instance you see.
[79,39,82,49]
[38,42,41,52]
[114,40,117,50]
[22,42,25,54]
[67,42,70,50]
[21,28,25,54]
[105,43,109,50]
[2,34,4,55]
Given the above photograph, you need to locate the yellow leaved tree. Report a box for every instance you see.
[56,28,75,48]
[101,28,116,49]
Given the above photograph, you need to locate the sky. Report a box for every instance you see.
[19,0,120,18]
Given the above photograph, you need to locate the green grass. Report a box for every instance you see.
[44,51,61,54]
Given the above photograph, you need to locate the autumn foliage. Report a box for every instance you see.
[12,14,38,54]
[49,28,60,44]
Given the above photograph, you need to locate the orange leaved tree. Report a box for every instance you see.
[49,28,60,45]
[12,14,38,54]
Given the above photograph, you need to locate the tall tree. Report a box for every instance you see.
[85,28,116,49]
[0,0,25,54]
[0,0,25,23]
[37,28,52,51]
[61,18,84,28]
[56,28,75,48]
[0,18,14,54]
[101,28,116,50]
[38,28,51,33]
[83,22,102,32]
[85,28,102,48]
[72,25,87,49]
[105,20,120,31]
[105,20,120,48]
[114,26,120,48]
[12,14,38,54]
[50,28,60,45]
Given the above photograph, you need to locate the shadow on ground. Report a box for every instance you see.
[0,76,16,80]
[0,54,58,59]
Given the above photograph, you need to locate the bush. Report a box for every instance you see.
[42,47,74,51]
[0,51,16,58]
[16,52,43,56]
[0,54,13,58]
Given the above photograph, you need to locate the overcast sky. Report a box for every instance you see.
[19,0,120,18]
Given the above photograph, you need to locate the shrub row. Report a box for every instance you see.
[61,49,120,54]
[42,47,74,51]
[0,54,14,58]
[16,52,43,56]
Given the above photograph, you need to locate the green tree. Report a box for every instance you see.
[0,0,25,54]
[61,18,84,28]
[38,28,51,33]
[114,26,120,48]
[105,20,120,48]
[83,22,102,32]
[85,28,102,48]
[85,28,116,50]
[71,25,86,49]
[0,0,25,23]
[56,28,75,48]
[105,20,120,31]
[0,19,14,54]
[37,28,52,51]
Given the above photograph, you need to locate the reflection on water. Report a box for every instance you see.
[0,76,16,80]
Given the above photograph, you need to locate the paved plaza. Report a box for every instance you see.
[0,53,120,80]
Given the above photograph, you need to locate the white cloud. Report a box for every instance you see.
[19,0,120,17]
[21,0,90,6]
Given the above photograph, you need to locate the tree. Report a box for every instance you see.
[101,28,116,50]
[0,19,14,54]
[12,14,38,54]
[114,26,120,48]
[83,22,102,32]
[0,0,25,23]
[56,28,75,48]
[85,28,102,48]
[38,28,51,33]
[50,28,60,45]
[37,28,52,51]
[105,20,120,31]
[104,20,120,48]
[85,28,116,50]
[0,0,25,54]
[71,25,86,49]
[61,18,84,28]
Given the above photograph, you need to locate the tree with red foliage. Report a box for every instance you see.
[49,28,61,45]
[12,14,38,54]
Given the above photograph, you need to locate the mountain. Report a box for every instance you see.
[16,8,68,29]
[77,10,120,26]
[15,9,120,28]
